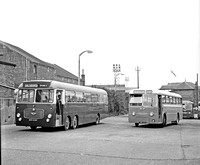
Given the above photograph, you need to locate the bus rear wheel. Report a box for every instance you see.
[64,117,70,131]
[174,114,180,125]
[72,116,78,129]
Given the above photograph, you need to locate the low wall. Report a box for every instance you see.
[0,98,16,125]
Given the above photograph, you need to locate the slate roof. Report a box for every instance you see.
[160,81,198,90]
[0,40,77,80]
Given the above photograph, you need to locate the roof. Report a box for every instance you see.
[0,40,78,80]
[160,81,197,90]
[19,80,107,95]
[129,89,182,98]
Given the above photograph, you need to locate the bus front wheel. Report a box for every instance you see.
[64,116,70,131]
[72,116,78,129]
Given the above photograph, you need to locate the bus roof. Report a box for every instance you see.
[18,80,107,95]
[129,89,182,98]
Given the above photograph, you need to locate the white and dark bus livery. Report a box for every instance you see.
[128,89,183,127]
[15,80,109,130]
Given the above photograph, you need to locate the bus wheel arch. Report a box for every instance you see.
[64,116,71,131]
[72,115,78,129]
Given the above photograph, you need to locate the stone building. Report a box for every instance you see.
[160,81,200,104]
[0,61,16,98]
[0,40,84,98]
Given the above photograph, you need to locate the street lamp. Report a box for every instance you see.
[78,50,93,85]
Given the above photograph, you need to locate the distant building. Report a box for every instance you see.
[160,81,200,103]
[0,40,84,98]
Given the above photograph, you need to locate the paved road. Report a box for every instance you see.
[1,116,200,165]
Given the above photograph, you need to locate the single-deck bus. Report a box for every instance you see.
[128,89,183,127]
[182,100,194,119]
[15,80,109,130]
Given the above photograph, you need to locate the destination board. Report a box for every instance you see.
[23,82,51,88]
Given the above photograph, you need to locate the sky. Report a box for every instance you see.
[1,0,199,89]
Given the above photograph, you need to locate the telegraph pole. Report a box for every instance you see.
[135,66,140,89]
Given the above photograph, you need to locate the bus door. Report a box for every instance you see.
[56,90,64,126]
[158,95,162,119]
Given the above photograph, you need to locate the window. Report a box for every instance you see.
[166,96,169,104]
[84,93,91,102]
[129,94,142,106]
[91,94,98,102]
[33,65,37,74]
[36,89,54,103]
[162,95,166,103]
[143,94,157,107]
[172,97,176,104]
[76,92,84,102]
[104,95,108,104]
[169,96,173,104]
[17,89,35,103]
[65,90,75,102]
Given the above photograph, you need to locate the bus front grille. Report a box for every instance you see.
[24,108,44,119]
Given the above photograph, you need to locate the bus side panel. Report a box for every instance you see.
[64,103,86,125]
[16,104,56,128]
[162,104,183,123]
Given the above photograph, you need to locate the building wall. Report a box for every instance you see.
[173,90,194,101]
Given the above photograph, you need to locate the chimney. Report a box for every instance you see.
[81,69,85,86]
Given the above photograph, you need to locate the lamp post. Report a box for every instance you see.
[78,50,93,85]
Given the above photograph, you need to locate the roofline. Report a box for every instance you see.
[18,80,107,95]
[129,89,182,98]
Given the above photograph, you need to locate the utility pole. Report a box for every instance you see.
[195,73,199,107]
[135,66,140,89]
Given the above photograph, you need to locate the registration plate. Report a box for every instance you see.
[29,119,37,121]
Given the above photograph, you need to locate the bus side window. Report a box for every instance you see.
[91,94,98,102]
[65,90,75,102]
[166,96,169,104]
[162,95,166,103]
[75,92,84,102]
[84,93,91,102]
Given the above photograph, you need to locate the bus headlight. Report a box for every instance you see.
[48,114,52,118]
[132,112,136,116]
[46,118,50,122]
[150,112,154,117]
[18,118,22,121]
[17,113,21,117]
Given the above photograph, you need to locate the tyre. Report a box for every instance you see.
[135,123,139,127]
[72,116,78,129]
[30,126,37,130]
[174,114,180,125]
[64,116,70,131]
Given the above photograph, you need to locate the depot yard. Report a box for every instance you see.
[1,116,200,165]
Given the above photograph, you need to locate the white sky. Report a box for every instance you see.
[1,0,199,89]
